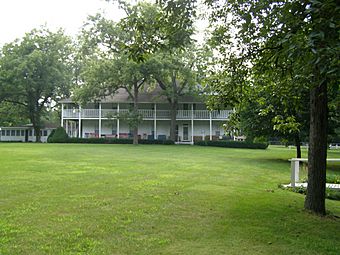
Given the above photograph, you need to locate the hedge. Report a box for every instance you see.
[49,136,175,145]
[47,127,68,143]
[194,140,268,149]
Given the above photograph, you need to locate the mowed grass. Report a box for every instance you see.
[0,144,339,255]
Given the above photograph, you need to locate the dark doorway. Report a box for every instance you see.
[25,130,29,142]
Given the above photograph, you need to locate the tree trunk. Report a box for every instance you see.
[294,134,301,158]
[30,113,41,143]
[133,84,139,145]
[169,100,178,141]
[34,125,41,143]
[304,81,328,215]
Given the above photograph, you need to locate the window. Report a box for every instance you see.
[11,130,15,136]
[43,130,48,136]
[1,130,5,136]
[6,130,10,136]
[183,104,189,110]
[21,130,25,136]
[29,130,32,136]
[16,130,21,136]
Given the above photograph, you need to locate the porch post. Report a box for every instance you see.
[154,103,157,139]
[61,103,64,127]
[209,111,212,141]
[78,105,82,138]
[191,103,194,144]
[65,120,68,136]
[99,102,102,138]
[117,103,120,139]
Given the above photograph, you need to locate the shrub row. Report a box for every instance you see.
[194,140,268,149]
[279,184,340,201]
[66,137,174,145]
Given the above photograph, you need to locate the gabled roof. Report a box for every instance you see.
[60,87,204,104]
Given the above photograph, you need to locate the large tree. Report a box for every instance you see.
[75,6,155,144]
[235,72,310,158]
[0,27,73,142]
[149,47,202,141]
[206,0,340,215]
[76,0,197,144]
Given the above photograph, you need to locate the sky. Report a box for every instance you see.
[0,0,125,46]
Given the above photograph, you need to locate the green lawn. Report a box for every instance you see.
[0,143,339,255]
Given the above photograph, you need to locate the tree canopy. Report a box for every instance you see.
[206,0,340,215]
[0,27,73,141]
[75,0,198,144]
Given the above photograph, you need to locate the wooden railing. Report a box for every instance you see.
[63,109,232,120]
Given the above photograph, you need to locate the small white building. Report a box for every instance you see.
[60,88,232,143]
[0,125,55,143]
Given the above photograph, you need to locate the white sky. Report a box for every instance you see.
[0,0,125,46]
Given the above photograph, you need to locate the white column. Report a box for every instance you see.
[154,103,157,139]
[99,102,102,138]
[61,103,64,127]
[191,104,194,144]
[65,120,68,136]
[78,105,82,138]
[117,103,120,139]
[72,121,76,137]
[209,112,212,141]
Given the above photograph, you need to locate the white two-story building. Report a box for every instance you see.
[60,88,232,143]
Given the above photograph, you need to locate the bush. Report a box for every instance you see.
[280,185,340,201]
[253,136,268,143]
[326,175,340,184]
[49,136,175,145]
[47,127,68,143]
[194,140,268,149]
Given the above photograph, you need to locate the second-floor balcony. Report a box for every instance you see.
[63,109,232,120]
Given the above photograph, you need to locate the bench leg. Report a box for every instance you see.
[291,161,300,187]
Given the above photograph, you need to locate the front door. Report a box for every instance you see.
[183,124,189,141]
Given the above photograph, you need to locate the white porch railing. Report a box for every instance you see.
[177,110,192,119]
[63,109,233,120]
[81,109,99,118]
[157,110,171,119]
[63,109,79,118]
[138,109,154,118]
[211,110,232,119]
[101,109,118,118]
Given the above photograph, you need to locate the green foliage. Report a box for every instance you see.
[117,109,144,130]
[112,0,196,62]
[0,102,29,127]
[195,140,268,149]
[0,27,73,141]
[253,137,268,144]
[47,127,68,143]
[206,0,340,213]
[281,186,340,201]
[326,175,340,184]
[56,137,175,145]
[148,46,205,140]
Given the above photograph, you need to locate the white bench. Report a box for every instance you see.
[289,158,340,189]
[329,144,340,150]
